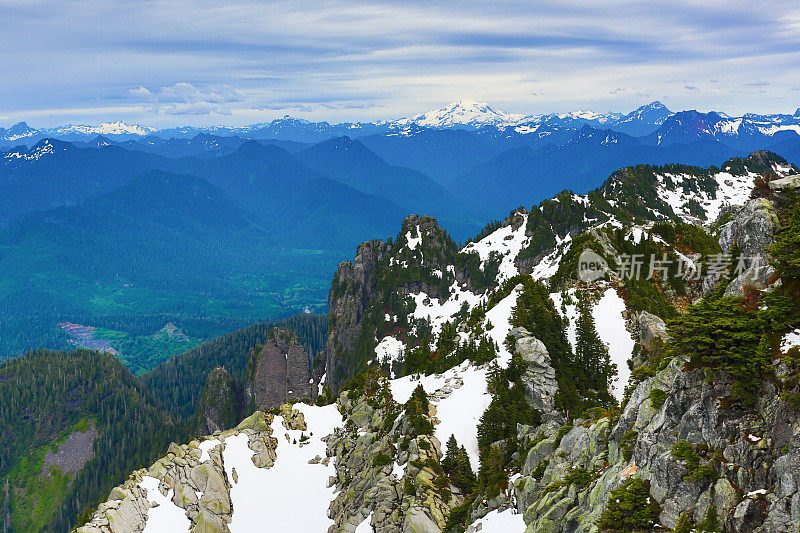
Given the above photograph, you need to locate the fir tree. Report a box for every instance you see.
[697,505,720,532]
[575,294,613,392]
[597,478,660,532]
[672,512,692,533]
[442,435,459,472]
[768,193,800,281]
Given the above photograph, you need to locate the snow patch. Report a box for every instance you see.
[375,336,405,365]
[222,403,342,532]
[781,329,800,352]
[139,476,191,532]
[469,508,526,533]
[462,214,530,281]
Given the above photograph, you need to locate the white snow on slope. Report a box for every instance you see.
[397,100,522,129]
[139,476,191,532]
[551,288,634,401]
[593,289,635,400]
[485,286,522,366]
[145,405,342,532]
[355,513,374,532]
[224,403,341,532]
[782,329,800,352]
[655,170,759,224]
[550,290,580,350]
[462,215,530,281]
[390,362,490,471]
[411,284,482,337]
[405,230,421,250]
[51,121,156,136]
[469,508,526,532]
[375,336,405,365]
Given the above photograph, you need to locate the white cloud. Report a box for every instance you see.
[2,0,800,125]
[130,82,246,115]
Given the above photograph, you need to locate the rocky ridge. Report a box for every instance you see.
[78,155,800,533]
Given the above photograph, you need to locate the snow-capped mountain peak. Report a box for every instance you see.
[397,100,523,129]
[52,121,156,136]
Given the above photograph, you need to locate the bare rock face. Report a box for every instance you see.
[249,328,312,411]
[718,198,780,296]
[324,239,391,392]
[718,198,779,258]
[511,327,561,423]
[635,311,668,353]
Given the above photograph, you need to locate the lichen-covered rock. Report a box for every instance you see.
[77,408,289,533]
[635,311,668,353]
[511,327,561,422]
[769,174,800,208]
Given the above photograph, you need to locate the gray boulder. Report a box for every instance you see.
[718,198,780,296]
[769,174,800,208]
[635,311,668,353]
[718,198,779,258]
[511,327,561,422]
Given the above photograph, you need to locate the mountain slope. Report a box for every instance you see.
[297,136,483,238]
[0,140,168,226]
[78,150,800,533]
[0,170,337,361]
[0,349,181,533]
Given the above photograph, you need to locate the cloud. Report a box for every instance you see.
[2,0,800,125]
[130,82,246,115]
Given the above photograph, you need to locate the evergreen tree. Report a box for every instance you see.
[575,294,613,392]
[442,435,459,472]
[768,194,800,281]
[697,505,720,532]
[597,478,660,532]
[672,512,692,533]
[452,446,476,494]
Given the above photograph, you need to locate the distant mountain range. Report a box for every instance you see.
[3,99,800,361]
[4,100,800,146]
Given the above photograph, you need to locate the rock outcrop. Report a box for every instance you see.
[513,351,800,532]
[635,311,668,353]
[197,367,242,435]
[719,198,780,296]
[248,327,313,410]
[326,385,463,533]
[512,327,561,423]
[324,239,391,391]
[77,410,281,533]
[769,174,800,208]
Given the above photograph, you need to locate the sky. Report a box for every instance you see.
[1,0,799,128]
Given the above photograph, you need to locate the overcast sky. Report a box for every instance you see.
[1,0,799,127]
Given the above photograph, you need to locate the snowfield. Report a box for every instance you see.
[782,329,800,352]
[375,335,405,366]
[390,361,491,470]
[140,476,191,533]
[410,284,483,337]
[484,285,522,366]
[551,287,635,401]
[137,403,342,532]
[462,214,530,281]
[469,508,526,532]
[226,403,341,532]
